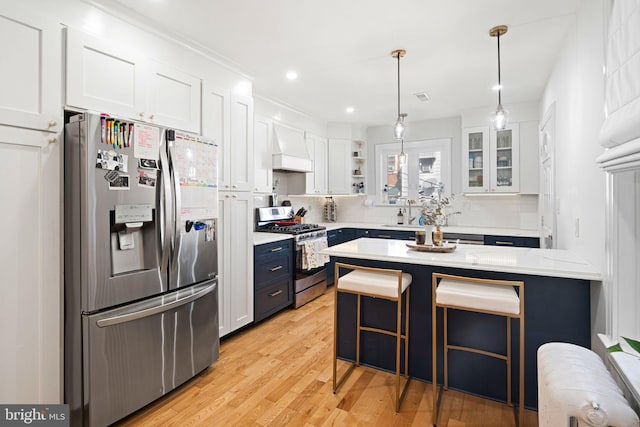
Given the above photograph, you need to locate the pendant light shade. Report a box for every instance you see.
[392,49,407,141]
[490,25,509,131]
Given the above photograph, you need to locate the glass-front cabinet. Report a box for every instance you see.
[462,124,519,193]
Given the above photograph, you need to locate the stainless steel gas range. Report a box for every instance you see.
[256,207,329,308]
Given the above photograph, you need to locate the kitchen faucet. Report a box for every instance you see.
[406,199,417,224]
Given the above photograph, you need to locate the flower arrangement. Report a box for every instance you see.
[419,188,460,227]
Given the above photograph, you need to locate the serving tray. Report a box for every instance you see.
[406,242,457,253]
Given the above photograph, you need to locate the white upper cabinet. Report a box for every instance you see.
[202,83,231,185]
[253,115,273,193]
[228,93,254,192]
[305,132,328,194]
[327,138,351,194]
[0,5,61,133]
[66,28,201,133]
[462,124,520,193]
[146,60,201,132]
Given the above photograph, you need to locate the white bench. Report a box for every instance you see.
[537,342,639,427]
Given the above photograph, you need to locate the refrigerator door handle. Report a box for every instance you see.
[159,133,172,271]
[168,144,182,270]
[96,282,217,327]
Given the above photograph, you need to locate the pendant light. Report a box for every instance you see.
[392,49,407,164]
[490,25,508,131]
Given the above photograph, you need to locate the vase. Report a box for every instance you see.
[424,224,434,246]
[433,226,443,246]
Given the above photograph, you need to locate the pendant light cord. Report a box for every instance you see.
[497,32,502,105]
[397,54,401,116]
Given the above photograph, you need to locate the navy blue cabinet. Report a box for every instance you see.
[254,239,294,322]
[368,229,415,241]
[484,235,540,248]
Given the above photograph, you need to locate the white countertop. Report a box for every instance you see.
[320,238,601,281]
[253,232,293,245]
[319,222,540,238]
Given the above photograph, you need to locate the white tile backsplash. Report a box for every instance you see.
[284,194,538,229]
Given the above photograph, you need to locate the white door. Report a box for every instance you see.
[253,116,273,193]
[146,60,201,133]
[305,132,328,194]
[217,192,254,337]
[328,139,351,194]
[229,94,254,192]
[0,127,61,403]
[539,104,556,249]
[0,4,61,133]
[66,27,146,120]
[202,83,231,190]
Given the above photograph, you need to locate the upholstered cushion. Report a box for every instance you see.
[338,269,412,299]
[436,279,520,315]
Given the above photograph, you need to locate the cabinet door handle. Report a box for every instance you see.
[495,241,514,246]
[48,120,57,127]
[378,234,392,238]
[269,290,283,297]
[139,112,145,118]
[48,136,57,144]
[270,247,283,252]
[149,114,155,120]
[270,265,283,272]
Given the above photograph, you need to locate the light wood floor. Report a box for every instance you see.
[118,288,538,426]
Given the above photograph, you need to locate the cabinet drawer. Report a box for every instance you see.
[254,252,293,287]
[255,279,292,322]
[254,239,293,258]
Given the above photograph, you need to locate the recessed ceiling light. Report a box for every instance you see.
[346,107,355,113]
[286,71,298,80]
[492,84,503,91]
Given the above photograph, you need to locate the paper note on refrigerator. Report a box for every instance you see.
[133,123,160,160]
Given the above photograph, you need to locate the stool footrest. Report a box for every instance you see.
[447,344,508,361]
[360,325,407,339]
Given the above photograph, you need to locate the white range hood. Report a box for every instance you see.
[272,123,313,172]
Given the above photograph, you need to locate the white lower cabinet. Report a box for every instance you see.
[0,126,62,403]
[218,191,254,337]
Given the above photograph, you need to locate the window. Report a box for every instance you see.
[375,138,451,203]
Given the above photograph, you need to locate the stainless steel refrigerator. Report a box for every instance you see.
[64,112,220,427]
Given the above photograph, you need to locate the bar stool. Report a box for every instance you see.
[431,273,524,426]
[333,262,412,412]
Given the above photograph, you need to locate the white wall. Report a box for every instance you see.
[539,0,606,343]
[539,0,605,268]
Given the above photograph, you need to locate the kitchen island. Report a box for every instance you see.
[321,238,601,410]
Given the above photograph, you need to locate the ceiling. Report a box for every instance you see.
[108,0,580,127]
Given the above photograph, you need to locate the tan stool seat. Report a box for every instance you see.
[436,278,520,315]
[432,273,525,426]
[338,269,412,298]
[333,263,412,412]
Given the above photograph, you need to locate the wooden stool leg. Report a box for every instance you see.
[395,289,402,412]
[432,277,438,425]
[356,294,361,366]
[443,307,448,390]
[507,317,512,406]
[333,287,339,392]
[519,316,525,427]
